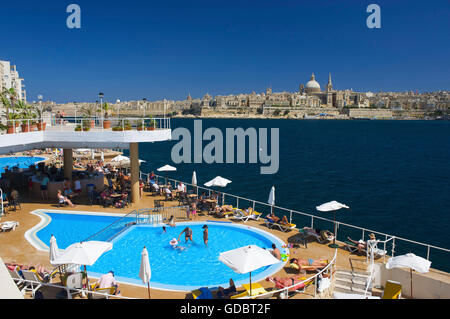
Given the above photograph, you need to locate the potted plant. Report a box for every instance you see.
[136,120,145,131]
[81,104,97,128]
[1,88,18,133]
[33,104,46,131]
[82,119,91,131]
[74,124,82,132]
[112,126,123,131]
[147,118,157,131]
[102,102,112,129]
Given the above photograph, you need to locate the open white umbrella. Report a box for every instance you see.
[91,149,95,160]
[157,165,176,185]
[385,253,431,298]
[219,245,281,296]
[101,151,104,162]
[52,241,113,287]
[204,176,232,187]
[111,155,129,162]
[139,246,152,299]
[316,201,350,248]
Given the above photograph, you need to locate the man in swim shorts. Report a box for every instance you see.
[202,225,208,246]
[178,227,193,243]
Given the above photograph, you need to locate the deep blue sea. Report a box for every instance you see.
[125,119,450,271]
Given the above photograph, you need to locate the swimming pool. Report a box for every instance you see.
[0,156,46,173]
[27,210,288,291]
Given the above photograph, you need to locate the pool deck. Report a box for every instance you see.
[1,192,449,299]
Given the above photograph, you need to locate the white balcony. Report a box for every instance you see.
[0,116,172,154]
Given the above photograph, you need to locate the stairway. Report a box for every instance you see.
[333,269,373,295]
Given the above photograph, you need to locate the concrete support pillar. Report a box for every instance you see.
[63,148,73,180]
[130,142,140,204]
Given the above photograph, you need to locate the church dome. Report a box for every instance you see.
[305,73,321,93]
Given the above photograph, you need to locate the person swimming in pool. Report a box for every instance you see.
[178,227,193,243]
[169,238,186,251]
[202,225,208,246]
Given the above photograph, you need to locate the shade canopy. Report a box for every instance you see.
[139,247,151,284]
[316,200,350,212]
[386,253,431,274]
[51,241,112,266]
[268,186,275,206]
[192,171,197,186]
[204,176,232,188]
[157,164,177,172]
[219,245,281,274]
[111,155,129,162]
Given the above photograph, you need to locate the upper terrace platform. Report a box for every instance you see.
[0,117,171,154]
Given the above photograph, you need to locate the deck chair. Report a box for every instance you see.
[233,209,262,222]
[88,284,118,299]
[65,272,84,299]
[288,260,329,273]
[265,218,296,232]
[344,240,364,254]
[7,267,25,290]
[382,280,402,299]
[21,270,44,298]
[0,221,19,232]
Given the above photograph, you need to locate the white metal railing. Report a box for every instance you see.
[1,116,171,134]
[16,278,136,299]
[238,249,338,299]
[141,172,450,271]
[0,188,4,217]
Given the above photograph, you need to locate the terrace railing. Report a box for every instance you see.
[137,205,190,225]
[142,172,450,272]
[1,116,171,134]
[82,209,139,243]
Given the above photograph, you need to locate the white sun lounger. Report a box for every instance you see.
[21,270,43,298]
[233,209,262,222]
[7,267,25,289]
[0,221,19,232]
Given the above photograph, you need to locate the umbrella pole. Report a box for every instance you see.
[250,272,252,297]
[410,269,413,299]
[84,265,90,292]
[329,211,339,248]
[147,282,151,299]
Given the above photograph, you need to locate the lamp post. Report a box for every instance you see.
[142,98,147,118]
[116,99,121,118]
[99,92,104,125]
[163,98,167,129]
[37,94,43,121]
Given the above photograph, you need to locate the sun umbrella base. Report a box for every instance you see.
[328,243,340,248]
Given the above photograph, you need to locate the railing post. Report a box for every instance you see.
[311,216,314,229]
[289,210,293,224]
[427,246,430,261]
[392,237,396,257]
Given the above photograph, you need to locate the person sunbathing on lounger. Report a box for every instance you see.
[266,276,307,290]
[289,258,328,269]
[217,279,237,299]
[268,213,289,225]
[347,233,376,253]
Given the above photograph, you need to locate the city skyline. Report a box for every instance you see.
[1,0,449,103]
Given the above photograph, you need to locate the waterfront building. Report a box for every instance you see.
[0,60,26,101]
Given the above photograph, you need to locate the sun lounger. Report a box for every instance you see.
[21,270,44,298]
[382,280,402,299]
[88,286,118,299]
[232,209,263,222]
[267,276,313,295]
[345,240,387,258]
[7,267,25,290]
[299,228,334,244]
[191,287,216,299]
[265,218,296,232]
[288,260,329,272]
[230,283,274,299]
[0,221,19,232]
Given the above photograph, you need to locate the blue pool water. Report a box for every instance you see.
[34,212,286,290]
[0,156,46,173]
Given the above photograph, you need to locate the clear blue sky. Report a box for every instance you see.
[1,0,449,103]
